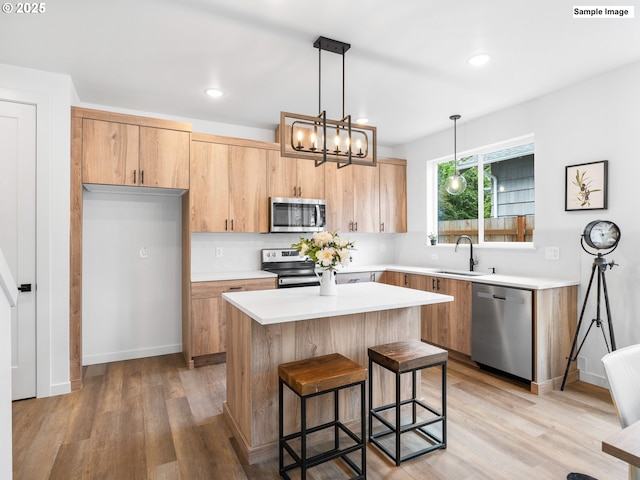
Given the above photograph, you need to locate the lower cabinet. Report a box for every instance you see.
[380,271,471,355]
[186,277,276,368]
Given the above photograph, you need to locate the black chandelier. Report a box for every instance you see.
[279,36,377,168]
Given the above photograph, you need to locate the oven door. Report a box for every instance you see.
[270,197,326,233]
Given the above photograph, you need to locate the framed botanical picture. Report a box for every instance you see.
[565,160,608,211]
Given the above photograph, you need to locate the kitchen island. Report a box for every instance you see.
[222,282,453,464]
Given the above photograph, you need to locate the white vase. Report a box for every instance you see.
[319,269,337,296]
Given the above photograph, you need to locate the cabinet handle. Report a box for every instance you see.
[432,278,436,290]
[141,170,144,185]
[293,186,297,197]
[349,221,353,232]
[133,170,137,184]
[404,274,408,286]
[381,222,385,232]
[225,219,228,231]
[298,186,302,197]
[227,286,244,291]
[437,279,441,290]
[354,221,358,232]
[231,219,234,231]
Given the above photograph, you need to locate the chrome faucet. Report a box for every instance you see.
[455,235,477,271]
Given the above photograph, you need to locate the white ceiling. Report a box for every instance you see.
[2,0,640,146]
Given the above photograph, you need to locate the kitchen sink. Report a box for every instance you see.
[435,269,488,277]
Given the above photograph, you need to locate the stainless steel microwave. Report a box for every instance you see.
[269,197,327,233]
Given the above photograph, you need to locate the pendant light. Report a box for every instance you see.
[445,114,467,195]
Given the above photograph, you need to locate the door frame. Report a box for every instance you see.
[0,89,53,398]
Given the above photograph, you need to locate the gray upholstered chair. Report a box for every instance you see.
[602,344,640,480]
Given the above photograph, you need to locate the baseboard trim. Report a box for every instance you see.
[82,344,182,366]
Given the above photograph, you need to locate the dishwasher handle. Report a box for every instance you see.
[476,290,525,304]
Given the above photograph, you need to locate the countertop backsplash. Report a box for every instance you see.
[190,232,397,274]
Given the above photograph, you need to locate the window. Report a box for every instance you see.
[428,135,534,245]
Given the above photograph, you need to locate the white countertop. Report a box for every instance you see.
[222,282,453,325]
[191,270,277,282]
[194,264,579,290]
[383,266,580,290]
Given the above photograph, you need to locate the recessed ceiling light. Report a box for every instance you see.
[468,54,491,66]
[205,88,224,98]
[355,117,369,124]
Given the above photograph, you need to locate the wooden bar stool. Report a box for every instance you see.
[278,353,367,480]
[368,340,447,465]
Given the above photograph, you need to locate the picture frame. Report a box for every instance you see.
[565,160,608,211]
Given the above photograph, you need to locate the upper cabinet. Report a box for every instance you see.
[379,160,407,233]
[267,152,325,199]
[325,158,406,233]
[76,108,191,189]
[190,134,269,233]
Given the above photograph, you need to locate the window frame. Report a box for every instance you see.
[426,133,535,247]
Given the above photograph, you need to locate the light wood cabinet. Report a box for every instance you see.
[190,136,268,232]
[81,118,189,188]
[325,163,379,232]
[422,275,472,355]
[187,277,277,368]
[381,271,471,355]
[379,160,407,233]
[268,152,325,199]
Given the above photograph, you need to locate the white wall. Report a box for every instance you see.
[0,63,73,397]
[393,60,640,386]
[82,191,183,364]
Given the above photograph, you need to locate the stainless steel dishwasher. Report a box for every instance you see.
[471,283,533,381]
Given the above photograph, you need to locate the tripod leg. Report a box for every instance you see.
[561,262,597,391]
[600,270,616,351]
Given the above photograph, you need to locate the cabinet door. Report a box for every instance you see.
[422,276,472,355]
[190,142,230,232]
[191,296,225,356]
[324,164,354,232]
[379,162,407,233]
[267,150,298,198]
[190,278,276,357]
[139,127,190,188]
[296,158,325,199]
[444,278,472,355]
[353,164,380,233]
[380,271,405,287]
[229,146,268,232]
[82,119,139,185]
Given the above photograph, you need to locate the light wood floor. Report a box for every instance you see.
[13,353,626,480]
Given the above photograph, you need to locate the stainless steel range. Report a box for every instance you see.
[261,248,320,288]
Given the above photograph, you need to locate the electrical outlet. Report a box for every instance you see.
[139,247,148,259]
[431,254,439,260]
[216,247,224,258]
[545,246,560,260]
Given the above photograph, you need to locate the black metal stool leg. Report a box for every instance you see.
[395,369,401,466]
[442,362,447,447]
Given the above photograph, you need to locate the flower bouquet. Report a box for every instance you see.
[292,231,355,295]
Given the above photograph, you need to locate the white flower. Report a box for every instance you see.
[337,248,351,267]
[317,247,335,267]
[312,231,332,247]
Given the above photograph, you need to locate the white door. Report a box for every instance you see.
[0,101,37,400]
